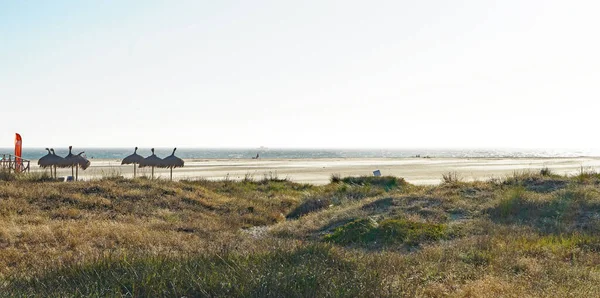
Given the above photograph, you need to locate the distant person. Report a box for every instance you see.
[252,153,259,159]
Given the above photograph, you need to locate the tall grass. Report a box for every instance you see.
[1,171,600,296]
[7,245,382,297]
[442,171,462,184]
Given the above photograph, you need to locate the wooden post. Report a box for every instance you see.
[170,167,173,181]
[151,166,154,179]
[76,166,79,181]
[134,163,136,178]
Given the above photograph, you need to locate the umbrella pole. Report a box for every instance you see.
[76,166,79,181]
[152,166,154,179]
[170,168,173,181]
[71,166,74,181]
[134,164,136,178]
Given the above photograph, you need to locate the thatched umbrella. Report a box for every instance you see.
[73,152,91,180]
[50,149,64,179]
[121,147,144,178]
[139,148,163,179]
[37,148,54,177]
[60,146,89,181]
[160,148,184,181]
[60,146,77,179]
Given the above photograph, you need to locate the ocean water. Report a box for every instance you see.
[1,148,599,161]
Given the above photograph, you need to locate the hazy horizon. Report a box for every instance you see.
[4,147,600,161]
[2,1,599,148]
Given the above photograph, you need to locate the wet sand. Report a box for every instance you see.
[31,157,600,185]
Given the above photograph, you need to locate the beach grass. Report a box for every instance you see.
[0,171,599,296]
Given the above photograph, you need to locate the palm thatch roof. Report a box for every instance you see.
[75,152,91,170]
[58,147,90,170]
[161,148,184,169]
[121,147,144,165]
[139,148,163,168]
[59,146,77,168]
[50,149,65,166]
[37,148,54,168]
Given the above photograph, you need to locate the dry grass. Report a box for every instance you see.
[0,173,599,296]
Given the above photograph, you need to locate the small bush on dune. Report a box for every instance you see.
[377,219,448,245]
[330,173,342,184]
[495,188,529,218]
[442,172,462,184]
[576,166,600,183]
[324,217,448,247]
[260,171,289,183]
[286,198,332,219]
[540,167,553,177]
[335,184,383,200]
[323,218,378,245]
[340,176,405,191]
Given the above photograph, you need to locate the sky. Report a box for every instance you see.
[1,0,599,149]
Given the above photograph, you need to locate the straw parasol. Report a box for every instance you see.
[61,146,89,181]
[75,152,91,170]
[74,152,91,180]
[37,148,54,177]
[160,148,184,181]
[50,149,64,179]
[139,148,163,179]
[121,147,144,178]
[60,146,77,179]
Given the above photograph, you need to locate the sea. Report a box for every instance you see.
[1,148,599,161]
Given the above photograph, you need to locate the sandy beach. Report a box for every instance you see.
[30,157,600,185]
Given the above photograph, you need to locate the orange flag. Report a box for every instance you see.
[14,133,22,172]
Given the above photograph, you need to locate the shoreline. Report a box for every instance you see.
[28,157,600,185]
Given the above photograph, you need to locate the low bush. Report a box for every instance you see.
[324,217,448,247]
[340,176,405,191]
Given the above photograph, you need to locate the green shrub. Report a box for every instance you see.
[442,172,462,184]
[323,218,378,245]
[330,173,342,183]
[496,188,528,218]
[540,167,553,176]
[378,219,448,245]
[287,198,332,219]
[340,176,405,191]
[324,218,448,246]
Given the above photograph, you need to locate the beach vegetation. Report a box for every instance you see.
[441,171,462,184]
[540,166,553,176]
[330,173,342,184]
[323,217,448,246]
[1,171,600,296]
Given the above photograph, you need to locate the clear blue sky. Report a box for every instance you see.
[1,1,599,148]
